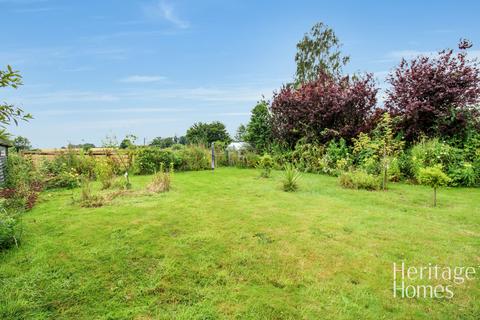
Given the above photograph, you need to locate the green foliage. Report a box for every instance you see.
[417,166,451,206]
[150,136,175,148]
[186,121,231,145]
[257,154,274,178]
[319,138,351,176]
[178,145,210,171]
[95,159,115,189]
[291,141,324,173]
[339,170,381,191]
[235,124,247,141]
[4,153,42,210]
[0,206,21,250]
[449,162,477,187]
[244,100,273,153]
[294,22,350,84]
[119,134,137,149]
[0,65,32,139]
[282,163,301,192]
[12,136,31,152]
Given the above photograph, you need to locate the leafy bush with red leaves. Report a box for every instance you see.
[271,72,378,147]
[385,44,480,143]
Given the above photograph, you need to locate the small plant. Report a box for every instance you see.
[417,166,451,207]
[257,154,274,178]
[79,177,104,208]
[147,163,174,193]
[282,163,301,192]
[95,159,115,189]
[339,170,381,191]
[0,206,22,250]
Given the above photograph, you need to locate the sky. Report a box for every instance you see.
[2,0,480,148]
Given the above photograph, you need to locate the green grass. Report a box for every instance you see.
[1,168,479,319]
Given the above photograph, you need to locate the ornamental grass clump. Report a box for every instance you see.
[148,163,174,193]
[282,163,301,192]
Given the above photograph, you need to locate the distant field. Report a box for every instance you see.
[1,168,479,319]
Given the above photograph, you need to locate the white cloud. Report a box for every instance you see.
[145,1,189,29]
[119,75,166,83]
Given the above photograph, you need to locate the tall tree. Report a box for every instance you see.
[186,121,231,145]
[0,66,32,139]
[385,40,480,143]
[12,136,31,152]
[234,124,247,141]
[244,100,273,153]
[295,22,349,84]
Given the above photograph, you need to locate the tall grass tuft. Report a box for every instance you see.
[282,163,301,192]
[147,163,174,193]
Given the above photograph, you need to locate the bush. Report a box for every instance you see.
[135,147,182,174]
[409,139,461,179]
[43,167,80,189]
[3,153,42,210]
[257,154,274,178]
[339,170,381,191]
[291,141,324,173]
[282,163,301,192]
[0,207,21,250]
[448,162,476,187]
[95,159,115,189]
[178,146,210,171]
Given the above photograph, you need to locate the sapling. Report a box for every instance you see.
[417,166,451,207]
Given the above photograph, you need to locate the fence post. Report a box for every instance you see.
[211,142,215,171]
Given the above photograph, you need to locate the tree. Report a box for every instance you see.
[186,121,231,145]
[234,124,247,141]
[0,66,32,139]
[295,22,350,84]
[12,136,31,152]
[119,134,137,149]
[271,71,378,147]
[385,40,480,143]
[150,137,174,148]
[244,100,273,153]
[417,166,451,207]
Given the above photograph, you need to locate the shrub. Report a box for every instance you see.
[135,147,182,174]
[147,163,173,193]
[291,141,324,173]
[179,146,210,171]
[0,207,21,250]
[449,162,477,187]
[95,159,115,189]
[417,166,451,207]
[257,154,274,178]
[282,163,301,192]
[3,153,42,210]
[339,170,381,191]
[43,167,80,189]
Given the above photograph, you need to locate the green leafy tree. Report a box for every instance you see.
[119,134,137,149]
[0,66,32,139]
[244,100,273,153]
[235,124,247,141]
[295,22,350,84]
[12,136,31,152]
[186,121,231,145]
[417,166,451,207]
[150,137,174,148]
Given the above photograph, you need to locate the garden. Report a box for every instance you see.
[0,22,480,319]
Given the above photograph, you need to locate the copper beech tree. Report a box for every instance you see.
[271,71,378,147]
[385,40,480,143]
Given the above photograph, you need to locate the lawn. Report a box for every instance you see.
[1,168,479,319]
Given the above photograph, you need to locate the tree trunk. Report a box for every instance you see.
[433,187,437,207]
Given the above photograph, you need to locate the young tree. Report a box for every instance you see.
[119,134,137,149]
[385,40,480,143]
[295,22,350,84]
[234,124,247,141]
[271,71,378,147]
[12,136,31,152]
[244,100,273,153]
[186,121,231,145]
[0,66,32,139]
[417,166,451,207]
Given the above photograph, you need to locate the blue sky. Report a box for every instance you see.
[2,0,479,148]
